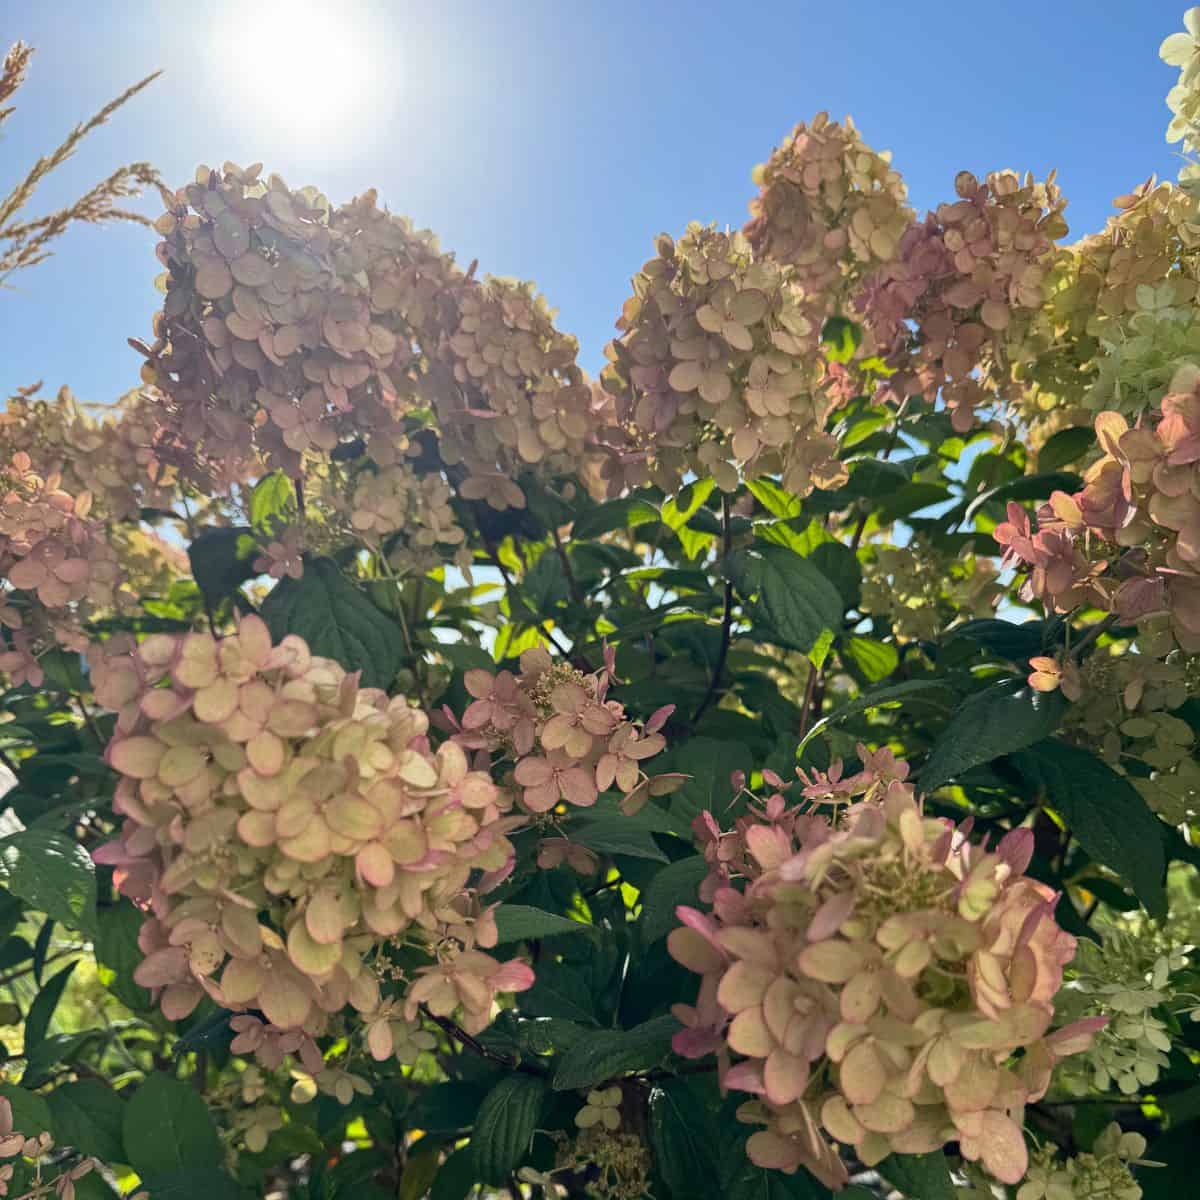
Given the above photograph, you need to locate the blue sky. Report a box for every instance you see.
[0,0,1192,400]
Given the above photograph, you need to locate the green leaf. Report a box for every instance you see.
[919,681,1067,791]
[122,1072,222,1178]
[729,542,843,655]
[841,636,898,683]
[399,1149,442,1200]
[523,961,598,1024]
[572,496,659,540]
[661,480,715,533]
[24,1032,100,1088]
[1037,425,1097,473]
[47,1080,126,1162]
[571,821,668,863]
[0,831,96,934]
[494,904,590,943]
[658,738,752,826]
[406,1082,489,1133]
[261,557,403,689]
[821,315,862,363]
[879,1152,957,1200]
[0,1084,51,1135]
[747,478,803,520]
[650,1079,719,1199]
[186,525,259,607]
[551,1014,679,1090]
[1010,739,1168,917]
[877,483,953,523]
[797,680,956,757]
[471,1074,547,1185]
[94,901,154,1012]
[137,1170,246,1200]
[965,471,1082,521]
[809,542,862,611]
[24,959,77,1050]
[951,618,1055,662]
[639,856,707,945]
[430,1146,477,1200]
[248,471,296,535]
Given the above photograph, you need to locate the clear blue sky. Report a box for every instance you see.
[0,0,1191,399]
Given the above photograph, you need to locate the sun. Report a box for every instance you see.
[211,0,383,154]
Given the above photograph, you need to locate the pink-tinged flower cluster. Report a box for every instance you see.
[0,387,181,525]
[858,169,1068,432]
[0,452,126,678]
[93,616,534,1068]
[143,164,593,508]
[668,752,1101,1190]
[995,368,1200,650]
[449,646,682,855]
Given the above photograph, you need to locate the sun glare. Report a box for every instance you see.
[212,0,382,153]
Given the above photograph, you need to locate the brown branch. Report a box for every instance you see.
[551,523,584,610]
[419,1005,548,1077]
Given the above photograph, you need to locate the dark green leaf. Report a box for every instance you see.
[552,1014,679,1090]
[494,905,590,943]
[1010,739,1168,917]
[471,1074,547,1185]
[797,680,956,757]
[650,1079,719,1199]
[137,1170,246,1200]
[24,959,77,1050]
[951,618,1055,661]
[0,830,96,934]
[48,1080,126,1161]
[920,681,1067,791]
[877,483,953,523]
[965,471,1083,521]
[249,471,296,535]
[0,1084,51,1135]
[406,1082,490,1133]
[122,1072,222,1178]
[94,901,154,1012]
[639,856,706,945]
[729,543,843,655]
[24,1032,100,1088]
[879,1152,957,1200]
[523,961,598,1024]
[187,526,258,607]
[261,557,403,689]
[572,821,668,863]
[1037,426,1097,473]
[656,738,751,827]
[430,1146,477,1200]
[809,542,862,611]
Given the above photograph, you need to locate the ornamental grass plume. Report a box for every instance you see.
[94,615,534,1071]
[668,750,1102,1189]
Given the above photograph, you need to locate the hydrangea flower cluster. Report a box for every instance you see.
[1163,8,1200,162]
[858,169,1068,432]
[449,646,681,833]
[1015,1123,1149,1200]
[995,369,1200,651]
[1061,629,1199,823]
[143,164,593,508]
[596,116,911,498]
[92,616,535,1069]
[0,387,182,524]
[1055,928,1189,1096]
[668,751,1101,1188]
[859,538,1003,642]
[595,225,850,498]
[0,451,126,682]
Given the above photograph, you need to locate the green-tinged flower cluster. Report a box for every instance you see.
[668,753,1101,1189]
[1055,927,1189,1095]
